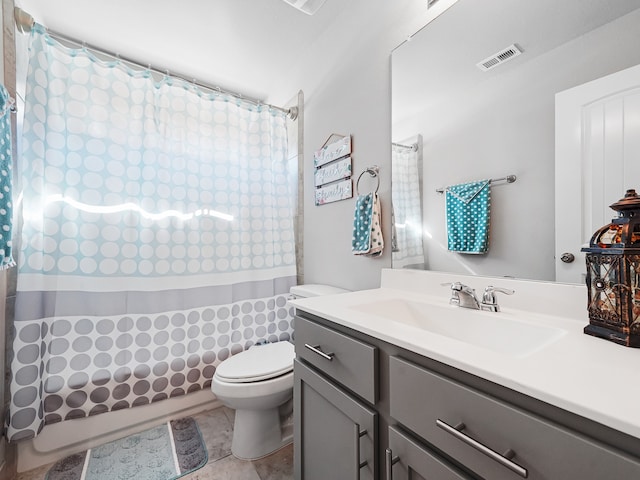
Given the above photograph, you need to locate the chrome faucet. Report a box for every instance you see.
[443,282,515,312]
[480,286,515,312]
[443,282,480,310]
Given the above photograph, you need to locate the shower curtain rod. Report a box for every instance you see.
[13,7,298,120]
[392,142,418,151]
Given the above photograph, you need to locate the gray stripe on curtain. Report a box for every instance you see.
[15,276,297,321]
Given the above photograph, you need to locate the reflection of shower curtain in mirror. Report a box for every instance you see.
[392,144,424,268]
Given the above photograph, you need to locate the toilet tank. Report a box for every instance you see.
[289,284,350,299]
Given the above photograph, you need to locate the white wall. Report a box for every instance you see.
[271,0,457,292]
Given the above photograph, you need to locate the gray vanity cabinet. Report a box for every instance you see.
[293,311,640,480]
[293,316,378,480]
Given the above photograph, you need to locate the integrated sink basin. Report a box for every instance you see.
[350,298,566,357]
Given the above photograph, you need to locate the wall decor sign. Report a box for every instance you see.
[314,156,352,187]
[314,135,351,168]
[314,134,353,206]
[315,178,353,206]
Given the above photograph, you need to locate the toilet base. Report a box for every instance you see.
[231,406,293,460]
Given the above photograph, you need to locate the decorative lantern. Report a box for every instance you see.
[582,189,640,347]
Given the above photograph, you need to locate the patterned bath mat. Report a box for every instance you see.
[46,417,208,480]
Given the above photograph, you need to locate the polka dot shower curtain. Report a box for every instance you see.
[7,24,297,441]
[391,143,424,268]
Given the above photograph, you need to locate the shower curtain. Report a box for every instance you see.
[391,143,424,268]
[7,24,297,441]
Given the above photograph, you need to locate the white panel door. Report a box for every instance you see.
[555,63,640,284]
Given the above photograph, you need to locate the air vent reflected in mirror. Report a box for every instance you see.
[476,44,523,71]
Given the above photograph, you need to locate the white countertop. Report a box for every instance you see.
[290,269,640,440]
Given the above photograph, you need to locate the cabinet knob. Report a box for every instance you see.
[355,424,368,479]
[436,419,528,478]
[385,448,400,480]
[304,343,335,361]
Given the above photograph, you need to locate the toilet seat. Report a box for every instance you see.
[215,341,295,383]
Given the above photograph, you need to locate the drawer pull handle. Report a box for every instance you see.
[385,448,400,480]
[355,424,368,479]
[436,419,528,478]
[304,343,335,361]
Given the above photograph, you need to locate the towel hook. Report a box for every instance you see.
[356,166,380,195]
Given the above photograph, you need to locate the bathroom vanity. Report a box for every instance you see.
[291,269,640,479]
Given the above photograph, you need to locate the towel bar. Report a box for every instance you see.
[356,166,380,195]
[436,174,516,194]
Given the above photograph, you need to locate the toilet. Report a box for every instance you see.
[211,284,349,459]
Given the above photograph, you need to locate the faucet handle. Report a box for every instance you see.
[440,281,464,291]
[442,282,478,308]
[441,282,462,305]
[481,286,515,312]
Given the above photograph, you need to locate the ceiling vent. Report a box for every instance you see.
[476,44,523,72]
[281,0,328,15]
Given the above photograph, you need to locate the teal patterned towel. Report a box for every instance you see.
[445,180,490,254]
[352,193,384,257]
[0,86,15,270]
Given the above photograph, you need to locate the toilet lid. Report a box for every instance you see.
[215,341,295,383]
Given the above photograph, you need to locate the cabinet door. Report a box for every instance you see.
[294,359,377,480]
[387,426,472,480]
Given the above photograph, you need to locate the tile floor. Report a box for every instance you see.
[16,407,294,480]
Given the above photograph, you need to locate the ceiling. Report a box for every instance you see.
[392,0,640,129]
[18,0,640,120]
[14,0,350,103]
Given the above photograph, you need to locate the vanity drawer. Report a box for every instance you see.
[388,425,472,480]
[294,316,377,404]
[389,356,640,480]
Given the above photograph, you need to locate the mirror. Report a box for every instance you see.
[391,0,640,283]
